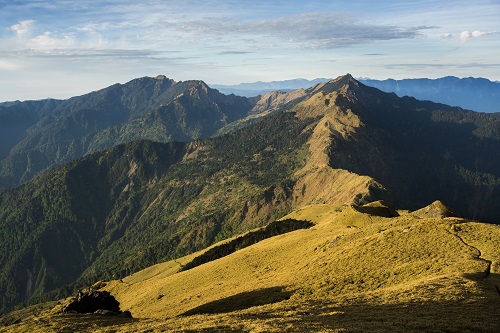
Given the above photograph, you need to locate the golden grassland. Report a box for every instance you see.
[2,201,499,332]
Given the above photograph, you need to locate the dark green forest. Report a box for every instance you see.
[0,110,314,314]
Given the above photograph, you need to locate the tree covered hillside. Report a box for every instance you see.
[0,76,255,188]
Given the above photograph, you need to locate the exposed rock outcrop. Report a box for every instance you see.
[62,287,130,317]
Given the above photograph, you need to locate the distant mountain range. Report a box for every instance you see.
[1,74,500,315]
[212,76,500,113]
[211,78,330,97]
[362,76,500,113]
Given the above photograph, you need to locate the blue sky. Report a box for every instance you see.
[0,0,499,101]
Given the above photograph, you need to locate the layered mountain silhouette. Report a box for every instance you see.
[362,76,500,113]
[1,74,499,317]
[211,78,330,97]
[213,76,500,113]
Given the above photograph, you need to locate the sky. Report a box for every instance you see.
[0,0,499,101]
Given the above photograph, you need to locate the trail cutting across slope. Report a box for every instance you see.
[450,221,500,296]
[448,223,493,278]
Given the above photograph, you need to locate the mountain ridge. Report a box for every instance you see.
[0,74,499,317]
[212,76,500,113]
[0,76,257,188]
[2,200,499,332]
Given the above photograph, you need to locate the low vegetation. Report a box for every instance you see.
[2,201,499,332]
[180,218,314,272]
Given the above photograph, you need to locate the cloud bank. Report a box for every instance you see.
[167,13,432,49]
[0,0,499,101]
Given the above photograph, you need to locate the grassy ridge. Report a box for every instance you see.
[3,202,499,332]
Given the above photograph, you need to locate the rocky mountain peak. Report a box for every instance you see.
[196,80,211,94]
[307,74,360,96]
[179,80,213,101]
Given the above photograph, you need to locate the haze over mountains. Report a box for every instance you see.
[0,74,499,322]
[212,76,500,113]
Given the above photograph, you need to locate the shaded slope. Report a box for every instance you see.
[180,219,314,272]
[321,76,500,221]
[0,99,63,160]
[0,76,255,187]
[0,140,186,314]
[0,105,322,314]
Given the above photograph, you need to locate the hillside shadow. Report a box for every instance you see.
[330,91,500,223]
[179,287,291,316]
[352,204,399,218]
[234,274,500,332]
[180,219,313,272]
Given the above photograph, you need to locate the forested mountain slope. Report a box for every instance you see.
[0,76,255,187]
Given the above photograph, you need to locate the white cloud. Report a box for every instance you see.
[1,0,500,100]
[9,20,36,36]
[31,32,75,48]
[459,30,498,42]
[14,48,162,59]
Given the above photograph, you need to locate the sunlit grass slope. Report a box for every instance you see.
[3,201,499,332]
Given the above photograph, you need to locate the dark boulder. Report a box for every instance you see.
[62,287,121,314]
[120,310,133,318]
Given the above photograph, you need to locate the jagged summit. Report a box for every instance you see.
[307,73,357,94]
[326,73,355,83]
[334,73,355,84]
